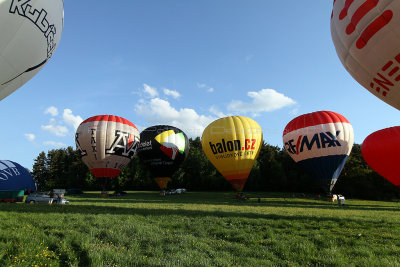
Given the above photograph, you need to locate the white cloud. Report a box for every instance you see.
[290,108,299,116]
[228,89,296,113]
[24,133,35,142]
[43,141,67,148]
[197,83,214,93]
[44,106,58,116]
[143,83,158,98]
[136,98,216,137]
[209,106,227,118]
[41,118,69,137]
[63,109,83,130]
[163,88,181,99]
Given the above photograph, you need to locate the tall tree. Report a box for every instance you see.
[31,152,48,190]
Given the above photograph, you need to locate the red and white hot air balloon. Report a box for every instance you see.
[331,0,400,110]
[362,126,400,188]
[283,111,354,193]
[75,115,140,179]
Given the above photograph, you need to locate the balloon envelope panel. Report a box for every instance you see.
[331,0,400,110]
[0,160,36,191]
[137,125,189,182]
[362,126,400,188]
[0,0,64,100]
[283,111,354,193]
[201,116,263,191]
[75,115,139,178]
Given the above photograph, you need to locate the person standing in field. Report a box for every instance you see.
[49,192,54,205]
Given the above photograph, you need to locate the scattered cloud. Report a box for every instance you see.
[40,107,83,138]
[63,109,83,130]
[245,54,254,62]
[197,83,214,93]
[44,106,58,116]
[24,133,35,142]
[43,141,67,148]
[41,118,69,137]
[228,89,296,114]
[290,107,299,116]
[143,83,159,98]
[163,88,181,99]
[136,98,216,137]
[209,106,227,118]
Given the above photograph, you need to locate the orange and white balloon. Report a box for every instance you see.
[75,115,140,178]
[331,0,400,110]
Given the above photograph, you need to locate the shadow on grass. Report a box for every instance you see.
[1,192,399,222]
[65,199,400,212]
[60,192,400,212]
[0,203,398,229]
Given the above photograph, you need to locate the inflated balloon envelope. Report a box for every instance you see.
[75,115,140,179]
[201,116,263,192]
[362,126,400,188]
[0,0,64,100]
[282,111,354,193]
[331,0,400,110]
[137,125,189,190]
[0,160,36,191]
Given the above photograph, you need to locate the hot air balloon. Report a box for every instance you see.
[75,115,140,187]
[331,0,400,110]
[201,116,263,192]
[137,125,189,190]
[283,111,354,193]
[362,126,400,188]
[0,0,64,100]
[0,160,36,191]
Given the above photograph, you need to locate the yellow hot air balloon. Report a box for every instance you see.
[201,116,263,192]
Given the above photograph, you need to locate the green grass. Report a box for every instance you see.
[1,191,400,266]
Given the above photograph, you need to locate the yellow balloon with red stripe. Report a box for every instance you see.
[201,116,263,191]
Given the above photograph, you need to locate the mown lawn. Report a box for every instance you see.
[0,191,400,266]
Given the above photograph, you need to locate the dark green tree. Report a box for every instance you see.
[31,152,49,190]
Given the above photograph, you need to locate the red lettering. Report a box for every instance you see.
[339,0,354,20]
[296,135,302,155]
[382,61,393,71]
[245,139,251,150]
[335,0,392,50]
[356,10,393,49]
[346,0,378,35]
[373,73,393,91]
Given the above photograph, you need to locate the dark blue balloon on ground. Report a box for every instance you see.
[0,160,36,191]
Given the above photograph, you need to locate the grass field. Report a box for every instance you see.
[1,191,400,266]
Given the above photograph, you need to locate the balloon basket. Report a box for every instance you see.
[235,192,247,200]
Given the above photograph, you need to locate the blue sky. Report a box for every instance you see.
[1,1,399,169]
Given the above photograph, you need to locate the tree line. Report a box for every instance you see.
[31,138,400,200]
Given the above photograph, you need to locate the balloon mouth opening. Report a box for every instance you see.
[90,168,121,178]
[154,177,171,189]
[226,178,248,192]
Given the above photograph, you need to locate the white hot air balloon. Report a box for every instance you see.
[331,0,400,110]
[0,0,64,100]
[75,115,140,179]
